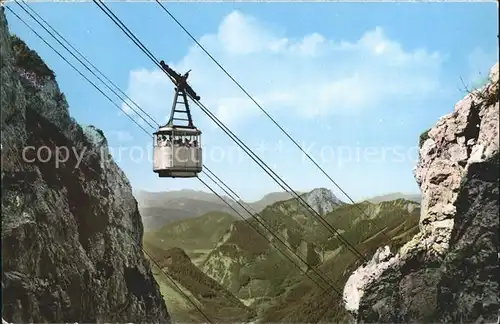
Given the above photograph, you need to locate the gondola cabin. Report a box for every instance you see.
[154,61,203,178]
[153,126,202,178]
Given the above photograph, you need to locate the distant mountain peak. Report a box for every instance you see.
[301,188,343,215]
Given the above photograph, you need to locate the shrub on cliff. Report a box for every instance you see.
[419,128,431,148]
[10,34,55,80]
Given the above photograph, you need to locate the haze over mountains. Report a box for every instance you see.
[136,189,300,230]
[137,189,420,230]
[365,192,421,204]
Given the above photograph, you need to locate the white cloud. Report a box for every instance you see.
[120,68,171,126]
[123,10,444,127]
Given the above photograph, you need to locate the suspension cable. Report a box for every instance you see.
[154,1,392,242]
[197,174,340,297]
[9,3,345,306]
[4,5,152,136]
[14,0,159,130]
[190,98,368,262]
[92,0,163,69]
[5,6,213,323]
[91,0,368,263]
[199,169,342,295]
[18,0,159,128]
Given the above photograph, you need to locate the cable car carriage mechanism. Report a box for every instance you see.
[153,61,202,178]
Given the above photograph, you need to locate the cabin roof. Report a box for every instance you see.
[154,125,202,135]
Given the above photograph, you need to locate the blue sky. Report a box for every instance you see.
[5,2,498,202]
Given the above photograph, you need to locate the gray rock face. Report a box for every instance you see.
[437,153,499,322]
[343,62,499,323]
[301,188,343,215]
[1,8,170,323]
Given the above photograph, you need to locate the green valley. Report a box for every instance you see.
[143,189,420,322]
[144,211,237,266]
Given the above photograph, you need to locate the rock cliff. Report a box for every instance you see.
[1,8,170,322]
[300,188,343,215]
[343,62,499,323]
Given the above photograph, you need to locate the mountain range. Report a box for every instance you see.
[136,189,301,230]
[137,189,420,231]
[143,188,420,322]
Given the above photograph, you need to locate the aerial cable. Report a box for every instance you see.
[18,6,372,318]
[92,0,163,70]
[203,167,241,204]
[4,5,152,137]
[17,0,159,128]
[16,1,368,298]
[13,0,158,131]
[92,0,196,111]
[94,2,368,262]
[154,1,393,242]
[11,4,344,302]
[83,0,345,294]
[91,2,369,263]
[21,1,344,293]
[5,7,213,323]
[197,173,342,298]
[129,236,213,324]
[10,5,394,320]
[201,168,338,284]
[191,99,369,262]
[92,0,185,95]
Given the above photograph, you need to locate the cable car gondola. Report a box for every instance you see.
[153,62,202,178]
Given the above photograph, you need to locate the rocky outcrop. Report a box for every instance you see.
[1,8,170,322]
[301,188,343,215]
[343,246,396,313]
[343,62,499,323]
